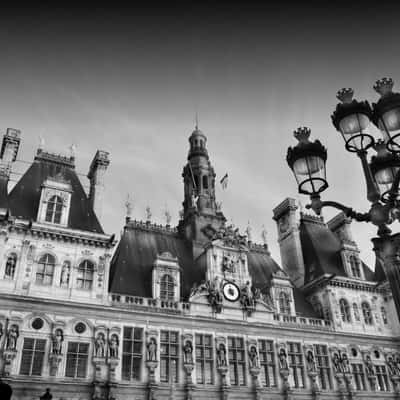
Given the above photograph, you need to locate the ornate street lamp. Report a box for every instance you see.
[286,77,400,318]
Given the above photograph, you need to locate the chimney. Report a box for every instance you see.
[0,128,21,178]
[87,150,110,221]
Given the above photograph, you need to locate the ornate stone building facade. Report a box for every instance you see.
[0,126,399,399]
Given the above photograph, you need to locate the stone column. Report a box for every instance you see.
[390,375,400,400]
[308,371,320,400]
[217,365,229,400]
[249,366,261,400]
[344,372,355,399]
[334,372,347,400]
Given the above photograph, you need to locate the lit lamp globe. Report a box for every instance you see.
[372,78,400,153]
[286,127,328,196]
[331,88,374,152]
[370,139,400,202]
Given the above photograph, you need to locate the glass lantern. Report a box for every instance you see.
[287,127,328,196]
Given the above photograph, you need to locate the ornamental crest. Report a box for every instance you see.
[211,224,247,248]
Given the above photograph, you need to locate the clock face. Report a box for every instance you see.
[223,282,240,302]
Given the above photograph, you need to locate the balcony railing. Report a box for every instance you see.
[273,313,333,330]
[109,293,190,314]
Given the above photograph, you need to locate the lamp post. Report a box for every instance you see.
[286,77,400,318]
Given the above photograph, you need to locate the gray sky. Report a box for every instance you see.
[1,3,400,268]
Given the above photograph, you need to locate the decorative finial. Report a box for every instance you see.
[245,221,252,242]
[69,144,76,158]
[125,194,133,218]
[195,112,199,130]
[336,88,354,104]
[374,139,390,156]
[145,206,152,222]
[164,207,172,226]
[261,225,268,246]
[374,77,394,97]
[293,127,311,144]
[38,135,45,150]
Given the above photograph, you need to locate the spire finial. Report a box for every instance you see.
[261,225,268,246]
[125,194,133,221]
[145,206,152,222]
[195,112,199,130]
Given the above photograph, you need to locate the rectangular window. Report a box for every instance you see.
[314,344,332,390]
[375,365,390,391]
[65,342,89,378]
[351,363,367,391]
[122,327,143,381]
[258,339,276,387]
[160,330,179,383]
[20,338,46,376]
[287,342,305,388]
[195,334,214,385]
[228,336,246,386]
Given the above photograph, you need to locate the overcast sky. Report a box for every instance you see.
[1,3,400,268]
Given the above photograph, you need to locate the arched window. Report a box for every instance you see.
[339,299,351,322]
[36,254,55,285]
[202,175,208,190]
[45,195,63,224]
[353,303,360,321]
[76,260,94,290]
[349,255,361,278]
[278,291,291,315]
[4,253,17,279]
[362,302,373,325]
[160,274,174,301]
[381,307,388,325]
[314,301,324,319]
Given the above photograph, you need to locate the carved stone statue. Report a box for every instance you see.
[340,353,350,373]
[6,324,19,350]
[94,333,106,358]
[278,348,288,370]
[306,350,317,373]
[60,262,70,287]
[0,323,3,340]
[332,353,342,373]
[365,355,375,376]
[109,334,119,358]
[52,329,64,355]
[147,338,157,362]
[145,206,152,221]
[249,345,259,368]
[191,193,199,210]
[395,355,400,375]
[5,255,16,278]
[183,341,193,364]
[208,277,223,313]
[245,222,252,242]
[387,356,398,376]
[240,281,255,313]
[217,343,227,367]
[261,225,268,246]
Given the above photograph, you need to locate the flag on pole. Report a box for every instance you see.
[220,173,228,189]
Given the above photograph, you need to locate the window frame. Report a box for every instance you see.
[339,298,351,323]
[45,195,64,224]
[36,253,56,285]
[19,337,46,376]
[287,342,305,389]
[160,330,179,383]
[278,291,291,315]
[65,341,90,378]
[122,327,144,381]
[361,302,373,325]
[160,274,175,301]
[76,259,94,290]
[228,336,246,386]
[314,344,333,390]
[195,333,214,385]
[258,339,276,387]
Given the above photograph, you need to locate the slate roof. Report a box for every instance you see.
[0,175,9,215]
[8,150,103,233]
[109,222,317,319]
[300,216,375,284]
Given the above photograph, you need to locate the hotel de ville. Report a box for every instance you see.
[0,123,399,400]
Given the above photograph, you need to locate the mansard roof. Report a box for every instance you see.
[109,220,317,319]
[300,213,374,284]
[8,150,104,233]
[0,174,9,218]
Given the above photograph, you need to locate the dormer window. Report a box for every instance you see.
[37,178,72,226]
[45,195,63,224]
[278,291,291,315]
[160,274,175,301]
[350,255,361,278]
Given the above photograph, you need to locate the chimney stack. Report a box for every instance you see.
[87,150,110,221]
[0,128,21,178]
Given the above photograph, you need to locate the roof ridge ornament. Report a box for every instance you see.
[373,77,394,97]
[293,127,311,144]
[336,88,354,104]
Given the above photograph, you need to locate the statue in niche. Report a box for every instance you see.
[147,338,157,362]
[332,353,342,373]
[278,348,288,370]
[217,343,227,367]
[6,324,19,350]
[340,352,350,373]
[5,254,17,278]
[387,356,398,376]
[365,355,375,376]
[94,332,106,358]
[0,323,3,341]
[306,350,317,373]
[52,329,64,355]
[208,276,223,313]
[109,334,119,358]
[183,340,193,364]
[191,193,199,210]
[240,281,255,313]
[395,355,400,375]
[249,345,259,368]
[222,253,237,274]
[60,261,70,287]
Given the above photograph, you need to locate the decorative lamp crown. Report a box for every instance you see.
[374,78,394,97]
[293,127,311,144]
[374,139,390,157]
[336,88,354,104]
